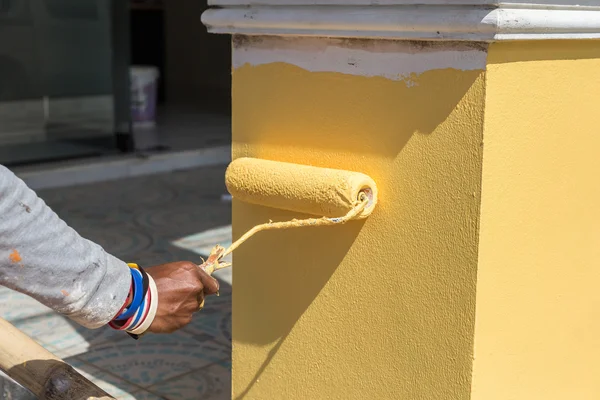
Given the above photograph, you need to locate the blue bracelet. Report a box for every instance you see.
[116,268,144,321]
[130,291,147,329]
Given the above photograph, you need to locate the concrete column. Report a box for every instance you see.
[203,2,600,398]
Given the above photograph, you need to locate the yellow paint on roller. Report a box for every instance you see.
[225,157,378,219]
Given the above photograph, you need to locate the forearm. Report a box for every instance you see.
[0,166,130,329]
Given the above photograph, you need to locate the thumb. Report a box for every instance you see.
[197,267,220,295]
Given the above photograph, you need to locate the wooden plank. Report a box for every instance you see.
[0,317,113,400]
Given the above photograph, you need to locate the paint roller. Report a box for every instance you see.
[199,157,378,275]
[226,157,377,219]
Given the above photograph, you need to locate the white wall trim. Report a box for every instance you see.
[202,3,600,41]
[233,37,487,80]
[208,0,600,8]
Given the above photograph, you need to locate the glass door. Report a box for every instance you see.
[0,0,120,166]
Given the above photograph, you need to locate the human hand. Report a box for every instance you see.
[144,261,219,334]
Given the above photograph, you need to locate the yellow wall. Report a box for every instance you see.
[471,41,600,399]
[231,38,487,399]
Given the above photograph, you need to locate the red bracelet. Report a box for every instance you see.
[111,280,133,321]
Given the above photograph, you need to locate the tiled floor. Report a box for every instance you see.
[0,165,232,399]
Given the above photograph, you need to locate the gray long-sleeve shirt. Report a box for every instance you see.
[0,165,130,329]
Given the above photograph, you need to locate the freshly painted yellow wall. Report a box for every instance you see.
[231,38,486,399]
[471,41,600,399]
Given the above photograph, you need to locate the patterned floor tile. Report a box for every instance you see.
[0,166,233,399]
[183,281,231,349]
[171,225,233,285]
[205,282,233,310]
[124,245,201,270]
[74,226,156,260]
[183,307,231,349]
[133,201,231,240]
[147,362,231,400]
[0,287,52,322]
[11,310,128,359]
[69,359,143,400]
[0,371,36,400]
[128,390,168,399]
[75,330,229,388]
[171,225,232,258]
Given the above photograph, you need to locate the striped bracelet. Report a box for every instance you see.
[109,264,159,339]
[128,275,159,336]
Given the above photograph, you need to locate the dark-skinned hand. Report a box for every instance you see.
[144,261,219,334]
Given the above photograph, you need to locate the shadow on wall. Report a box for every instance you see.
[233,203,365,345]
[231,205,364,400]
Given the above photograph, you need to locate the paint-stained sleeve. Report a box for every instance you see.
[0,165,130,329]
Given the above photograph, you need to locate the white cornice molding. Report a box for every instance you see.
[201,1,600,41]
[208,0,600,8]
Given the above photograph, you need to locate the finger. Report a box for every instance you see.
[196,268,220,295]
[197,292,205,312]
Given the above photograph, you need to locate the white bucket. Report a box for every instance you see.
[130,66,159,128]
